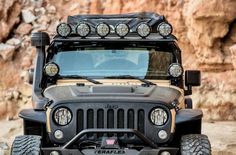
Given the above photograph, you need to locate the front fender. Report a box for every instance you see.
[175,109,203,124]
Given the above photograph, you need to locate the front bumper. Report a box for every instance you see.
[42,129,178,155]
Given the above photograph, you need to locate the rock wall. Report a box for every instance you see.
[0,0,236,120]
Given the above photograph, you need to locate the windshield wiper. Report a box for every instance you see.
[59,75,102,84]
[105,75,156,86]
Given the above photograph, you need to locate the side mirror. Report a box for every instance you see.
[184,70,201,95]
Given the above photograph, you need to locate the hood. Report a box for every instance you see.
[43,85,182,105]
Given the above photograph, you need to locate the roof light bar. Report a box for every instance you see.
[157,22,172,37]
[96,23,110,38]
[56,23,72,37]
[115,23,129,38]
[137,23,151,38]
[76,23,91,38]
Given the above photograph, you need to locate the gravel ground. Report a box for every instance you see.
[0,119,236,155]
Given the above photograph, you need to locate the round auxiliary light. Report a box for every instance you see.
[168,63,183,78]
[115,23,129,37]
[54,107,72,126]
[158,130,168,140]
[44,63,59,77]
[76,23,91,37]
[56,23,72,37]
[50,151,60,155]
[150,108,168,126]
[157,22,172,37]
[96,23,110,38]
[137,23,151,38]
[54,130,64,140]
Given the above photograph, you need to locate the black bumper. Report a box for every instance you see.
[42,129,178,155]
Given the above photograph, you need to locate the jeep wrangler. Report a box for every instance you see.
[11,12,211,155]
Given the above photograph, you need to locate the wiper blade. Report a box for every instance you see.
[59,75,102,84]
[105,75,156,86]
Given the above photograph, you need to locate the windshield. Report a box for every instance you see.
[53,48,174,79]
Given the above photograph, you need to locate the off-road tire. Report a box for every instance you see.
[11,135,41,155]
[180,134,211,155]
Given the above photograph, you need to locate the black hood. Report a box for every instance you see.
[43,85,182,105]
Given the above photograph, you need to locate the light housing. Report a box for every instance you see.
[76,22,91,37]
[137,23,151,38]
[150,108,168,126]
[56,23,72,37]
[44,63,59,77]
[96,23,110,38]
[54,107,72,126]
[115,23,129,38]
[168,63,183,78]
[157,22,172,37]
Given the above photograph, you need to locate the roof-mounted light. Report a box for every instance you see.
[76,23,91,38]
[56,23,72,37]
[115,23,129,38]
[157,22,172,37]
[96,23,110,38]
[137,23,151,38]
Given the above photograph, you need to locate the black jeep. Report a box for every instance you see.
[11,12,211,155]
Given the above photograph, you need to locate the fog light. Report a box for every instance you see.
[50,151,60,155]
[158,130,168,140]
[54,130,63,139]
[160,151,171,155]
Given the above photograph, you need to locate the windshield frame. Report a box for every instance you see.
[46,41,181,80]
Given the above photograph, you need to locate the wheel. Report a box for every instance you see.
[180,134,211,155]
[11,135,41,155]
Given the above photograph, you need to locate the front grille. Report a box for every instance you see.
[77,108,145,136]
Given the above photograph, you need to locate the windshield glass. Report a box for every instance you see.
[53,48,174,79]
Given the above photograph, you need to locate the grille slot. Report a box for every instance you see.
[77,108,145,137]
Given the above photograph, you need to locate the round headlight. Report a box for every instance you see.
[137,23,151,38]
[76,23,90,37]
[168,63,183,77]
[44,63,59,77]
[115,23,129,37]
[150,108,168,126]
[96,23,110,38]
[54,107,72,126]
[157,22,172,37]
[56,23,72,37]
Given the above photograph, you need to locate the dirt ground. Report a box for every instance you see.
[0,119,236,155]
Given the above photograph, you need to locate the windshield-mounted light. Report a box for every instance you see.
[96,23,110,38]
[76,23,91,38]
[115,23,129,38]
[44,62,59,77]
[168,63,183,78]
[137,23,151,38]
[56,23,72,37]
[157,22,172,37]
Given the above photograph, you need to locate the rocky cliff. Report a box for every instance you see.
[0,0,236,121]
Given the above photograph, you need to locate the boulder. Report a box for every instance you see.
[15,23,33,35]
[0,44,15,61]
[21,9,36,23]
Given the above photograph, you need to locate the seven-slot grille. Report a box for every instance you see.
[77,108,145,135]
